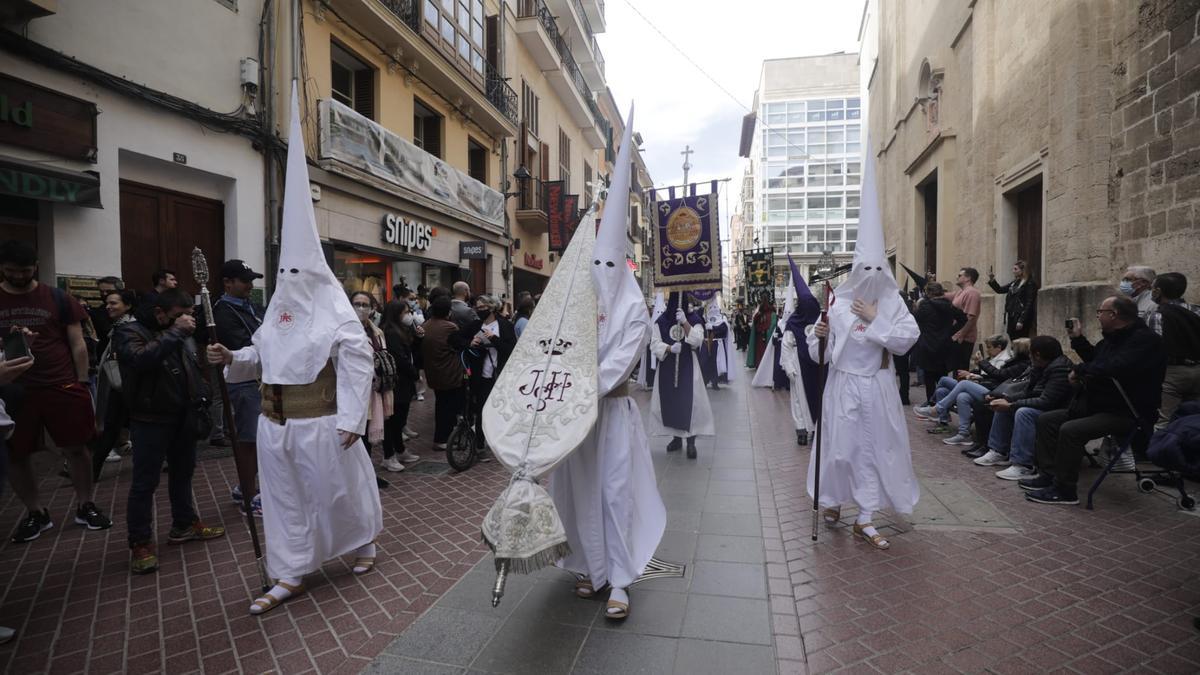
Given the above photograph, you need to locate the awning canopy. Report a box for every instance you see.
[0,155,101,208]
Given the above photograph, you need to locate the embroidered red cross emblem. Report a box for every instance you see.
[279,312,293,325]
[853,323,867,333]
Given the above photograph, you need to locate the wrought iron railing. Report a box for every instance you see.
[517,0,599,126]
[518,176,546,213]
[380,0,517,126]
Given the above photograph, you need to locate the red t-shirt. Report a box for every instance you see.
[0,283,87,387]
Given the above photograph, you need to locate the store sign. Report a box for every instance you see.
[460,240,487,260]
[0,75,98,162]
[382,213,434,251]
[321,99,504,230]
[523,252,544,270]
[0,157,101,208]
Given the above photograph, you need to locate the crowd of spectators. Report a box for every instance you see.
[908,262,1197,506]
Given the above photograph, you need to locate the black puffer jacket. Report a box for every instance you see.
[1008,354,1074,411]
[978,354,1030,390]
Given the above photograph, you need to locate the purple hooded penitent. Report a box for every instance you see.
[785,255,823,419]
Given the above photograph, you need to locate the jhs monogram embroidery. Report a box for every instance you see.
[517,369,574,412]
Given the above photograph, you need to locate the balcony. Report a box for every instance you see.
[579,0,605,33]
[516,177,548,228]
[332,0,518,136]
[580,37,604,90]
[515,0,606,149]
[546,0,602,85]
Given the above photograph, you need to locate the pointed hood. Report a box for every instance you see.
[833,133,899,305]
[705,296,726,327]
[591,104,645,394]
[786,255,821,339]
[255,82,360,384]
[656,291,681,341]
[650,291,666,324]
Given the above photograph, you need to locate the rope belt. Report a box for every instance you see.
[261,360,337,424]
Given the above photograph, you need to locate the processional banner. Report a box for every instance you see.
[653,190,722,292]
[745,249,774,305]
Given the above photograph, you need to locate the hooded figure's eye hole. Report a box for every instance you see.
[289,268,299,274]
[606,261,615,267]
[280,268,285,273]
[593,260,600,265]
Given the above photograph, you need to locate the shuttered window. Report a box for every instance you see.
[330,42,375,120]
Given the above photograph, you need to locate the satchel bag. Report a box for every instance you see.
[369,332,398,393]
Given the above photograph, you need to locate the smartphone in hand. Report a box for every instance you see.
[2,330,30,360]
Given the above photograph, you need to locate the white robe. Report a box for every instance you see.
[780,331,815,433]
[636,347,657,390]
[549,394,665,589]
[650,323,714,438]
[806,302,920,514]
[751,333,779,388]
[227,322,384,580]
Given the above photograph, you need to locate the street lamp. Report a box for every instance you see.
[503,165,532,199]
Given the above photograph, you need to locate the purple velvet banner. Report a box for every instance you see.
[654,191,722,292]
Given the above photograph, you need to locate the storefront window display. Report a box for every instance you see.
[334,250,390,307]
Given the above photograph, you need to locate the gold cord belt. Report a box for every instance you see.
[261,361,337,424]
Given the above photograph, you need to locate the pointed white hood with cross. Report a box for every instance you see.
[254,82,360,385]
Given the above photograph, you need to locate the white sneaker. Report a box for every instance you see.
[974,450,1011,467]
[416,392,426,401]
[0,625,13,644]
[381,457,405,473]
[942,433,973,446]
[996,464,1037,481]
[402,427,419,440]
[105,450,122,463]
[433,442,447,450]
[397,450,420,463]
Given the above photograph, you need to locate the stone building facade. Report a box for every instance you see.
[860,0,1200,340]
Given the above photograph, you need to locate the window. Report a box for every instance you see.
[522,80,540,137]
[807,99,825,122]
[583,163,593,206]
[330,42,375,120]
[413,98,443,158]
[467,138,487,182]
[558,128,571,189]
[423,0,488,82]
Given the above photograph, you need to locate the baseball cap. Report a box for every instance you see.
[220,259,264,282]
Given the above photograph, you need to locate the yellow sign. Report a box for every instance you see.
[665,206,703,251]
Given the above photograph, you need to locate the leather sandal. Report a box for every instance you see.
[605,599,629,620]
[574,577,595,598]
[822,506,841,524]
[352,556,376,575]
[852,523,890,550]
[249,581,304,615]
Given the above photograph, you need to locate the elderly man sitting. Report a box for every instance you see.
[1020,296,1166,505]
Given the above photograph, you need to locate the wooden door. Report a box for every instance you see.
[1015,178,1043,334]
[470,257,488,294]
[921,178,938,277]
[119,180,224,297]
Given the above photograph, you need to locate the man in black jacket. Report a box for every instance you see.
[1021,296,1167,505]
[115,289,225,574]
[976,337,1073,480]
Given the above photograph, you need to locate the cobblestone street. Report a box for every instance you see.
[1,369,1199,674]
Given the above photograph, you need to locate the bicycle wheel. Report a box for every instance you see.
[445,418,478,472]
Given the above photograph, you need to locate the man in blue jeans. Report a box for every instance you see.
[916,336,1014,443]
[114,289,225,574]
[974,336,1073,479]
[211,260,265,516]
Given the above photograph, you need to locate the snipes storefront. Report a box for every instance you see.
[315,100,507,307]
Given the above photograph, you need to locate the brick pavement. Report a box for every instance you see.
[0,393,511,675]
[751,379,1200,674]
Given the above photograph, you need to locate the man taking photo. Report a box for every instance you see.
[0,240,111,542]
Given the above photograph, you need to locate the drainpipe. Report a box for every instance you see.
[262,0,280,299]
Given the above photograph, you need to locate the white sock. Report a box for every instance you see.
[608,587,628,613]
[353,542,377,574]
[856,511,879,538]
[250,578,301,613]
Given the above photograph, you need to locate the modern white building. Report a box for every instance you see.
[736,53,861,298]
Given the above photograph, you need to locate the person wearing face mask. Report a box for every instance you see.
[1120,265,1157,320]
[808,149,920,551]
[464,294,516,452]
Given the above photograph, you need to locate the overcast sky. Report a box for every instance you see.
[597,0,863,234]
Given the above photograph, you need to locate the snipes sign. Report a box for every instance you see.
[382,213,434,252]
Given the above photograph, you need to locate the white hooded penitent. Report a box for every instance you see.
[255,81,359,385]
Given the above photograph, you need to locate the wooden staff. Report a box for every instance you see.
[191,247,270,592]
[811,280,832,542]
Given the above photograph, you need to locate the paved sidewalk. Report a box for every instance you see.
[0,394,512,675]
[366,379,776,674]
[750,377,1200,674]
